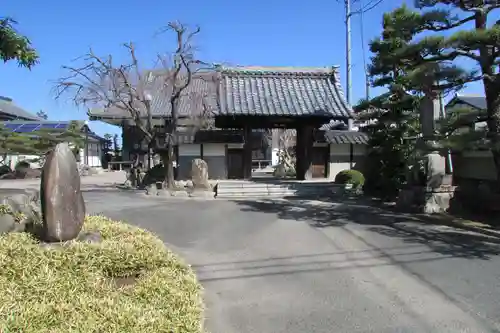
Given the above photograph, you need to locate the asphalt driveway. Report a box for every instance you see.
[84,189,500,333]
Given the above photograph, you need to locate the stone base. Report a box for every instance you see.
[188,189,215,198]
[169,190,190,197]
[396,186,456,214]
[76,231,103,244]
[40,231,103,249]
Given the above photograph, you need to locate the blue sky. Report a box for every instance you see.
[1,0,485,138]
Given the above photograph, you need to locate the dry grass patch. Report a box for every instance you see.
[0,215,204,333]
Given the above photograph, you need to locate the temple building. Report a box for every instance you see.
[89,65,368,180]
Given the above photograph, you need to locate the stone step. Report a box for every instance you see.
[216,188,336,199]
[217,185,336,192]
[217,189,298,195]
[214,180,341,199]
[216,191,297,198]
[217,182,337,189]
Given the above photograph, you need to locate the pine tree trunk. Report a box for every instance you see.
[476,11,500,189]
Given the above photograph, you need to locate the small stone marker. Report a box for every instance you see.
[40,143,86,242]
[191,159,211,190]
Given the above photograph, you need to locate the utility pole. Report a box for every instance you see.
[345,0,353,130]
[365,70,370,100]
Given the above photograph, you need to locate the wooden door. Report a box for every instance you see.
[227,149,244,179]
[311,146,328,178]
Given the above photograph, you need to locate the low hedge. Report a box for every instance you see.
[0,215,204,333]
[334,169,365,189]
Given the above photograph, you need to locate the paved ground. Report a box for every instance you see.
[81,188,500,333]
[0,170,127,190]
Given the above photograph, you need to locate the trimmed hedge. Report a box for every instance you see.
[334,169,365,189]
[0,215,204,333]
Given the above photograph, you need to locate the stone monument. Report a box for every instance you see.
[191,159,211,190]
[40,142,86,242]
[397,91,456,213]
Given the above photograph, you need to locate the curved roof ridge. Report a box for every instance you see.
[219,65,340,72]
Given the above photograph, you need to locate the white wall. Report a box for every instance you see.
[179,144,201,156]
[328,143,367,180]
[79,142,102,168]
[4,144,103,170]
[203,143,225,156]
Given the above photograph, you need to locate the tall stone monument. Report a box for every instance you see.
[419,93,448,189]
[40,143,86,242]
[397,90,456,213]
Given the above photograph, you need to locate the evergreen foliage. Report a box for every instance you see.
[359,1,500,196]
[0,18,38,68]
[0,121,83,165]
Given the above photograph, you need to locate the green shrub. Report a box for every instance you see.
[0,215,204,333]
[334,169,365,188]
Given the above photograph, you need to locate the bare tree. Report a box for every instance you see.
[54,21,211,189]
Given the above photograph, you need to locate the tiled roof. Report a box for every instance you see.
[0,97,41,121]
[90,66,353,120]
[319,120,348,130]
[218,66,352,118]
[324,130,369,145]
[448,94,486,110]
[89,71,218,119]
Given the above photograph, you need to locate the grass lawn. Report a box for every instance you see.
[0,215,204,332]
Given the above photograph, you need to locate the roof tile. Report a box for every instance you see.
[0,99,41,121]
[219,66,352,118]
[324,130,369,145]
[90,66,353,120]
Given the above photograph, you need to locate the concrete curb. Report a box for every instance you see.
[418,214,500,239]
[363,197,500,240]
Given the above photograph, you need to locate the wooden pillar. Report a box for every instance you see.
[243,126,252,179]
[295,125,314,180]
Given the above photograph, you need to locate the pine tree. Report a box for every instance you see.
[0,121,83,166]
[0,18,38,68]
[36,110,48,120]
[356,6,423,198]
[384,1,500,185]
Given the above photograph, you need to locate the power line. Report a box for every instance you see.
[358,0,385,14]
[343,0,385,107]
[359,1,370,100]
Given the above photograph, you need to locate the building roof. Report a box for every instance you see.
[89,71,217,120]
[446,94,486,110]
[323,130,369,145]
[89,65,353,121]
[218,66,352,118]
[0,120,103,141]
[0,97,41,121]
[319,120,348,130]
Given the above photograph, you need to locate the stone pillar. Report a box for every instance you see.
[295,125,314,180]
[396,92,455,214]
[419,93,440,141]
[243,126,252,179]
[419,93,449,188]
